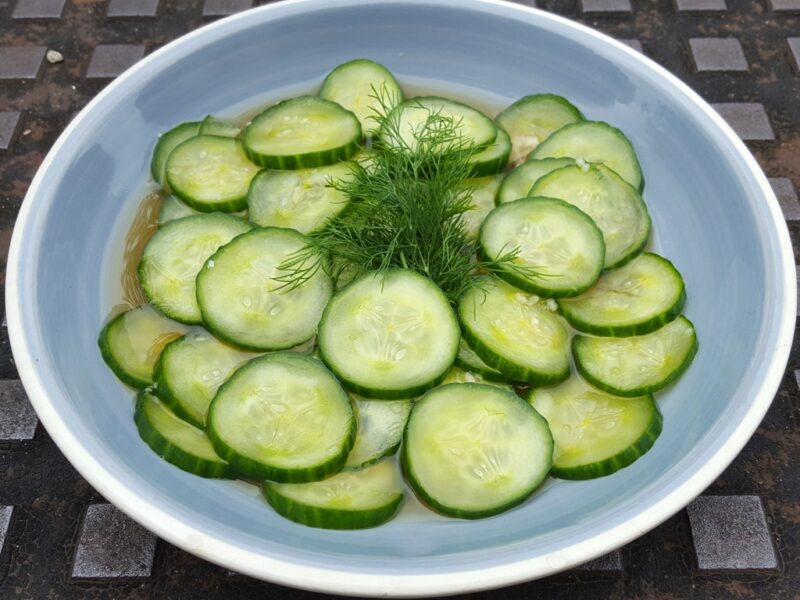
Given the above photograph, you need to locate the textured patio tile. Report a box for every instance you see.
[0,47,46,79]
[72,504,156,578]
[711,103,774,141]
[86,45,146,79]
[0,111,21,151]
[618,39,643,53]
[769,177,800,221]
[674,0,726,11]
[12,0,66,18]
[574,551,623,572]
[689,38,748,72]
[0,380,38,441]
[202,0,252,16]
[768,0,800,10]
[107,0,159,17]
[687,496,778,570]
[788,38,800,73]
[580,0,631,14]
[0,506,12,553]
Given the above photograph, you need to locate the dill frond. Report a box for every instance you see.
[276,87,538,304]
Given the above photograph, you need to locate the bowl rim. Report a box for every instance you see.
[6,0,796,595]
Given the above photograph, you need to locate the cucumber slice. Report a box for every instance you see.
[573,315,698,396]
[247,162,354,234]
[528,377,662,479]
[402,383,552,518]
[166,135,258,213]
[318,269,460,399]
[495,94,583,166]
[264,459,403,529]
[153,330,259,427]
[135,390,232,479]
[531,164,650,269]
[98,305,185,388]
[151,121,200,186]
[496,157,575,205]
[207,352,355,482]
[243,96,361,169]
[196,227,333,351]
[461,175,502,240]
[138,213,253,325]
[199,115,240,138]
[558,253,686,337]
[531,121,644,191]
[458,277,570,385]
[385,96,497,153]
[158,195,200,226]
[319,59,403,136]
[469,127,511,176]
[480,197,605,298]
[345,397,413,470]
[455,339,513,384]
[441,366,513,390]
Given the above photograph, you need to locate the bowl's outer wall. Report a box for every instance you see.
[8,0,794,594]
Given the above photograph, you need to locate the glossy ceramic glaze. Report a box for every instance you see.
[6,0,795,596]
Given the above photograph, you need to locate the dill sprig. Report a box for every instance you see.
[276,89,537,304]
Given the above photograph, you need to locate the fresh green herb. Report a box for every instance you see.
[277,90,538,304]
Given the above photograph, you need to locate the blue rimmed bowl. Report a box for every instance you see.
[6,0,795,596]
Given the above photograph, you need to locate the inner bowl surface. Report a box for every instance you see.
[7,0,794,596]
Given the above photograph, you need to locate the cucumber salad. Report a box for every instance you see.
[99,59,698,529]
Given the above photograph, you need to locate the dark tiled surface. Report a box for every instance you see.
[673,0,727,11]
[770,177,800,221]
[0,379,38,440]
[580,0,632,13]
[86,44,146,78]
[689,37,749,71]
[72,504,157,578]
[768,0,800,10]
[11,0,66,19]
[202,0,253,17]
[0,505,12,551]
[0,46,46,79]
[618,38,643,52]
[107,0,160,18]
[687,496,778,570]
[788,37,800,73]
[0,111,21,150]
[0,1,799,598]
[574,551,623,572]
[711,102,776,140]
